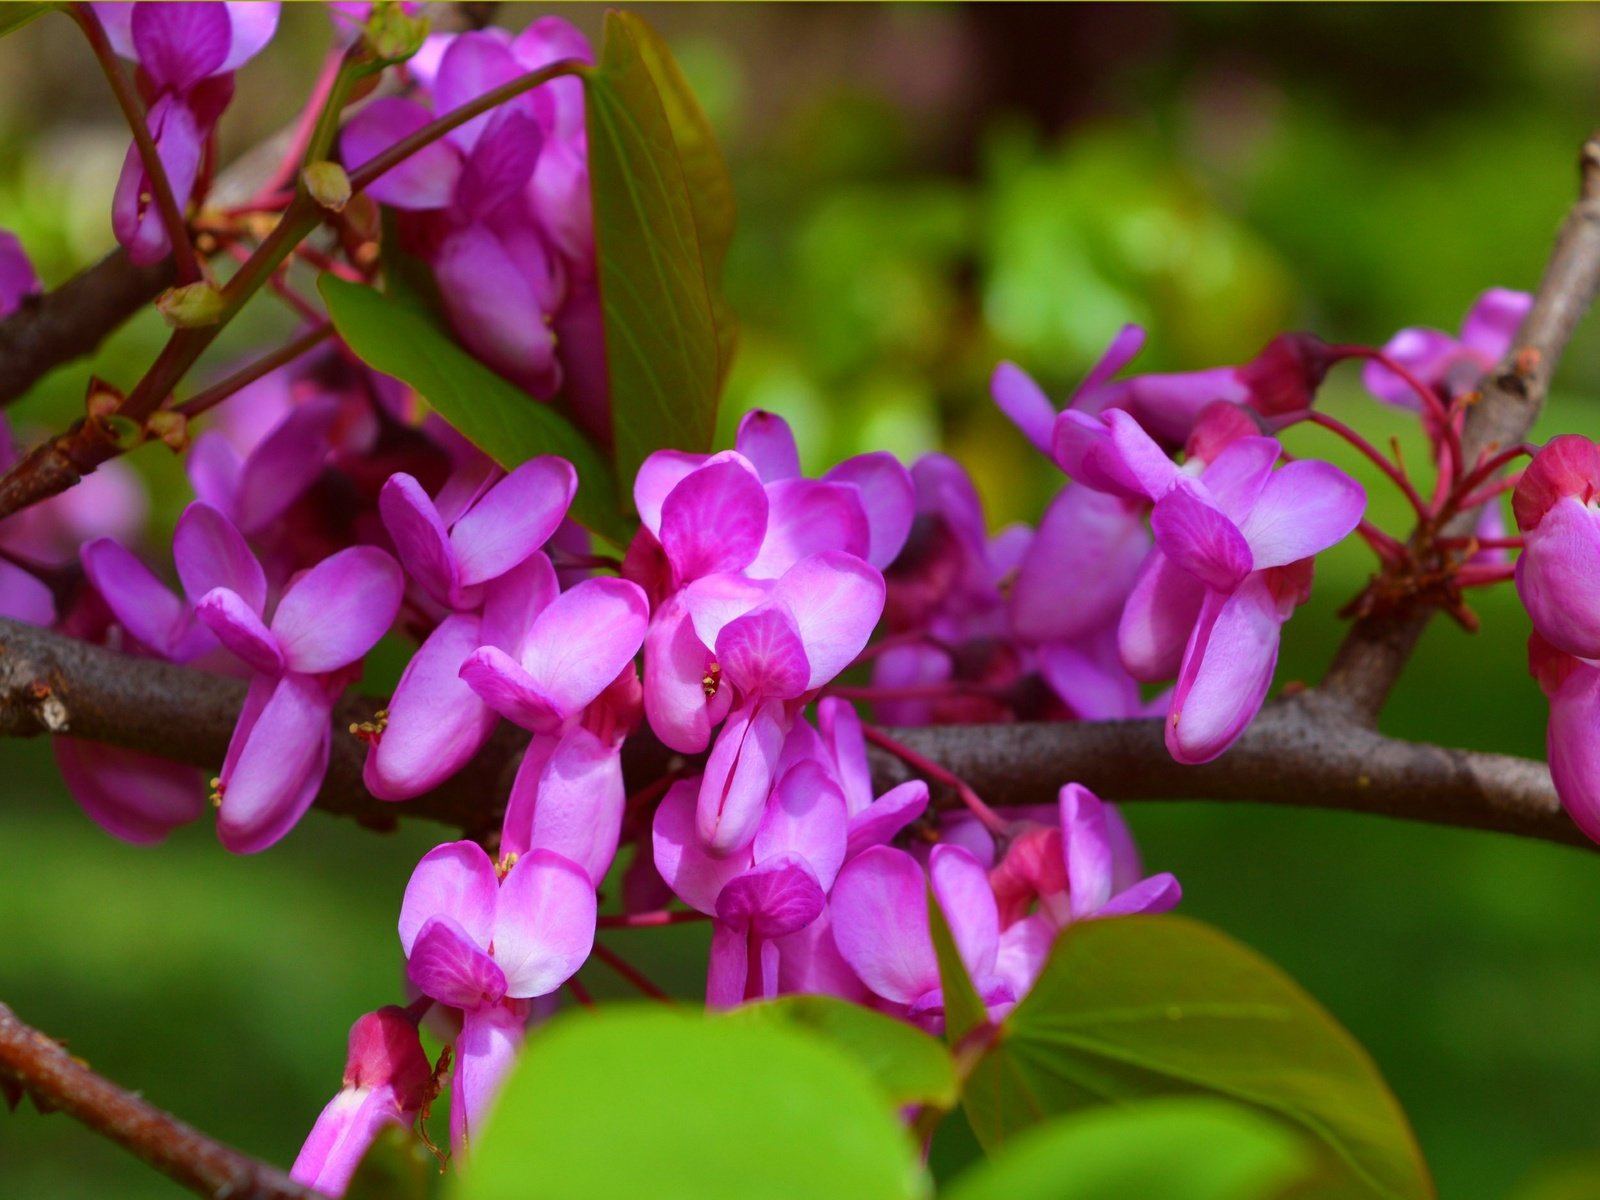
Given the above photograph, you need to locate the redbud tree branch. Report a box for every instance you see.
[0,1001,317,1200]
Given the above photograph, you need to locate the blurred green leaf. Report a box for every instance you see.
[962,916,1433,1200]
[584,12,721,507]
[318,275,626,544]
[455,1007,924,1200]
[725,993,957,1110]
[944,1098,1316,1200]
[1507,1152,1600,1200]
[929,884,988,1047]
[345,1125,441,1200]
[0,4,55,38]
[613,11,739,387]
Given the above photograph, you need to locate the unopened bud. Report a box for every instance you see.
[366,2,429,62]
[146,411,189,453]
[157,282,225,329]
[302,161,351,213]
[85,378,124,419]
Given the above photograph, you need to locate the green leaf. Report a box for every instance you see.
[724,994,957,1110]
[584,12,722,505]
[610,11,738,386]
[454,1007,924,1200]
[962,916,1434,1200]
[345,1125,441,1200]
[944,1098,1316,1200]
[0,3,55,38]
[928,884,988,1047]
[319,275,627,545]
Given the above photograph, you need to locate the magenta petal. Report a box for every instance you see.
[706,922,750,1009]
[0,560,54,626]
[456,107,543,222]
[1151,482,1253,591]
[273,547,404,674]
[1516,500,1600,659]
[380,472,459,608]
[1097,873,1182,918]
[1039,639,1142,721]
[1363,328,1455,409]
[1545,657,1600,843]
[0,230,40,317]
[1011,485,1148,643]
[80,538,186,657]
[1060,783,1114,920]
[1167,576,1283,764]
[1196,436,1279,521]
[219,2,280,71]
[845,780,929,860]
[436,225,561,398]
[992,361,1057,455]
[433,30,524,151]
[492,849,597,997]
[736,410,801,481]
[817,697,873,814]
[716,606,811,698]
[340,98,461,209]
[717,856,825,940]
[451,1004,524,1153]
[131,1,230,89]
[196,587,285,676]
[451,456,575,587]
[1117,547,1206,682]
[112,94,202,264]
[54,738,204,845]
[502,727,624,886]
[659,458,769,582]
[173,501,264,613]
[480,552,560,654]
[653,779,752,914]
[775,909,871,1003]
[290,1084,404,1196]
[399,840,498,955]
[185,432,242,517]
[697,699,789,856]
[825,452,916,570]
[994,914,1055,1003]
[92,3,135,57]
[929,843,999,979]
[518,578,649,718]
[407,915,508,1009]
[1104,410,1183,499]
[365,614,498,801]
[1461,287,1532,357]
[642,599,727,755]
[1072,324,1147,408]
[459,645,563,731]
[830,846,936,1006]
[633,450,708,536]
[770,551,885,689]
[216,673,333,853]
[681,571,770,650]
[1239,461,1365,569]
[755,759,848,892]
[747,479,871,579]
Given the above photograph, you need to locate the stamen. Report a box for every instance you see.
[348,707,388,746]
[701,661,721,700]
[208,777,224,809]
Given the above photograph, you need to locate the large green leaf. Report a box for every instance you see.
[944,1098,1316,1200]
[454,1007,924,1200]
[610,11,738,386]
[583,12,721,505]
[725,993,957,1110]
[928,884,988,1047]
[319,275,626,545]
[962,916,1433,1200]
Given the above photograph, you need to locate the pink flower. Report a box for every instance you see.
[1514,435,1600,659]
[1364,288,1531,408]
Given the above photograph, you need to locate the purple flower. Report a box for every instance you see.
[1363,288,1532,408]
[191,515,404,852]
[1529,632,1600,845]
[96,2,280,264]
[290,1006,432,1197]
[0,230,40,318]
[399,841,595,1149]
[1514,435,1600,659]
[54,737,206,846]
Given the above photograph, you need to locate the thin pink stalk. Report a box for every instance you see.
[1305,409,1429,516]
[598,910,710,929]
[590,943,672,1002]
[861,723,1008,835]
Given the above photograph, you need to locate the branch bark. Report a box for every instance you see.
[1,617,1584,849]
[1321,134,1600,722]
[0,1001,316,1200]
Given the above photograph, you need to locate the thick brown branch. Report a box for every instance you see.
[0,250,175,409]
[1322,134,1600,722]
[0,1001,316,1200]
[1,617,1585,851]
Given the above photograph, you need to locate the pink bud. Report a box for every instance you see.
[1513,435,1600,533]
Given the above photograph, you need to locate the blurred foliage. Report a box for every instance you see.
[4,4,1600,1199]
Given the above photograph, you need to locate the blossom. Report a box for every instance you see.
[0,230,40,318]
[95,2,280,263]
[1513,435,1600,659]
[399,841,595,1149]
[1363,288,1532,408]
[290,1006,432,1197]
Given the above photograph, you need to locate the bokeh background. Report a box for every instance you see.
[3,4,1600,1196]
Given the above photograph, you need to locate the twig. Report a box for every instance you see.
[0,1001,316,1200]
[1320,133,1600,723]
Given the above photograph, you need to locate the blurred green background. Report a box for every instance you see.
[3,4,1600,1196]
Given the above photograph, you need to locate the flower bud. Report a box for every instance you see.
[302,161,352,213]
[157,282,225,329]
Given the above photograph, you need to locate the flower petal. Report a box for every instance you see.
[817,696,873,815]
[1010,485,1148,643]
[216,673,333,853]
[406,915,507,1009]
[196,586,285,676]
[339,97,461,209]
[131,1,230,89]
[829,846,936,1006]
[451,1004,523,1153]
[1238,460,1365,569]
[1097,873,1182,918]
[658,457,769,582]
[173,500,264,613]
[1117,547,1206,682]
[1516,499,1600,659]
[716,856,825,940]
[380,472,459,609]
[633,450,707,536]
[1460,288,1532,359]
[735,410,801,481]
[517,578,649,719]
[1151,481,1254,591]
[1059,783,1114,920]
[715,605,811,698]
[80,538,186,657]
[1167,576,1284,764]
[929,843,999,979]
[991,361,1056,456]
[824,452,916,570]
[769,551,885,689]
[747,479,871,579]
[459,645,563,732]
[54,737,204,845]
[653,778,752,914]
[697,698,789,856]
[755,759,848,892]
[272,547,404,674]
[450,456,575,587]
[492,849,597,997]
[642,598,731,755]
[399,840,498,956]
[0,560,54,626]
[219,1,281,71]
[845,780,928,860]
[500,727,624,886]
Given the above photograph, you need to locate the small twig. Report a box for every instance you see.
[175,325,334,420]
[0,1001,316,1200]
